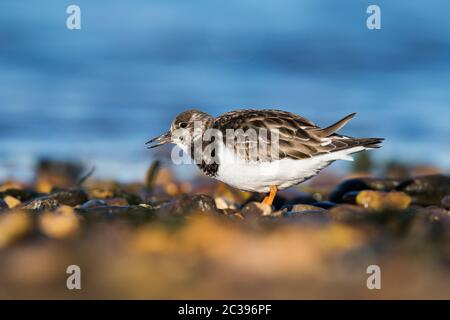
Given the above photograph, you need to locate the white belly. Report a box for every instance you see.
[215,146,366,193]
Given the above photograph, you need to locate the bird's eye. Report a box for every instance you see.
[179,122,188,128]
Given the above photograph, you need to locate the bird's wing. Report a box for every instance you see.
[213,109,382,162]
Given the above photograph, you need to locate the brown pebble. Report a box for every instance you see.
[241,201,272,217]
[328,204,368,222]
[38,205,80,239]
[356,190,411,210]
[103,198,129,206]
[4,195,21,208]
[289,204,326,212]
[0,211,32,248]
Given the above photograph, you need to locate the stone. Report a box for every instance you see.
[441,195,450,210]
[311,201,337,209]
[38,205,80,239]
[396,174,450,206]
[158,194,220,217]
[283,204,326,213]
[0,211,32,248]
[241,201,272,217]
[47,188,88,207]
[0,198,8,210]
[19,197,59,211]
[4,196,21,208]
[329,204,369,222]
[356,190,411,210]
[103,198,129,206]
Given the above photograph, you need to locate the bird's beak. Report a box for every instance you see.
[145,131,172,149]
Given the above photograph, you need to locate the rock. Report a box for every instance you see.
[78,199,107,210]
[329,204,369,222]
[311,201,337,209]
[441,195,450,210]
[158,194,220,217]
[18,197,59,211]
[0,211,32,248]
[241,201,273,217]
[0,198,8,210]
[341,191,359,204]
[47,188,88,207]
[103,198,129,206]
[329,178,403,203]
[214,197,238,210]
[4,195,21,208]
[356,190,411,210]
[0,188,39,202]
[283,210,330,223]
[38,205,80,239]
[396,175,450,206]
[282,204,326,213]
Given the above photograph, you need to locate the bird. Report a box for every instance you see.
[146,109,383,206]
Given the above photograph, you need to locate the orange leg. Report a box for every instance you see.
[261,186,278,206]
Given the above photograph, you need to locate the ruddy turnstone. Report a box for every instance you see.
[147,109,383,206]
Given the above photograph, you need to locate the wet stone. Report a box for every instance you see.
[283,210,330,223]
[441,195,450,210]
[241,201,272,217]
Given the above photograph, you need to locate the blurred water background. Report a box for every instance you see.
[0,0,449,182]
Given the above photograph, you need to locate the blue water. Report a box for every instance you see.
[1,0,449,181]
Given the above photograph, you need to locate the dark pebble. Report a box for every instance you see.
[396,175,450,206]
[158,194,219,217]
[0,198,8,210]
[48,188,88,206]
[0,188,39,202]
[329,178,402,203]
[311,201,337,209]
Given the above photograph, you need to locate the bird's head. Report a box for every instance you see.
[146,109,213,150]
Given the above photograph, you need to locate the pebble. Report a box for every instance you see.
[396,174,450,206]
[103,198,129,206]
[158,194,220,217]
[284,204,326,213]
[355,190,411,210]
[47,189,88,207]
[241,201,273,217]
[4,195,21,208]
[311,201,337,209]
[0,198,8,210]
[19,197,59,211]
[214,197,237,210]
[38,205,80,239]
[0,211,32,248]
[328,204,369,222]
